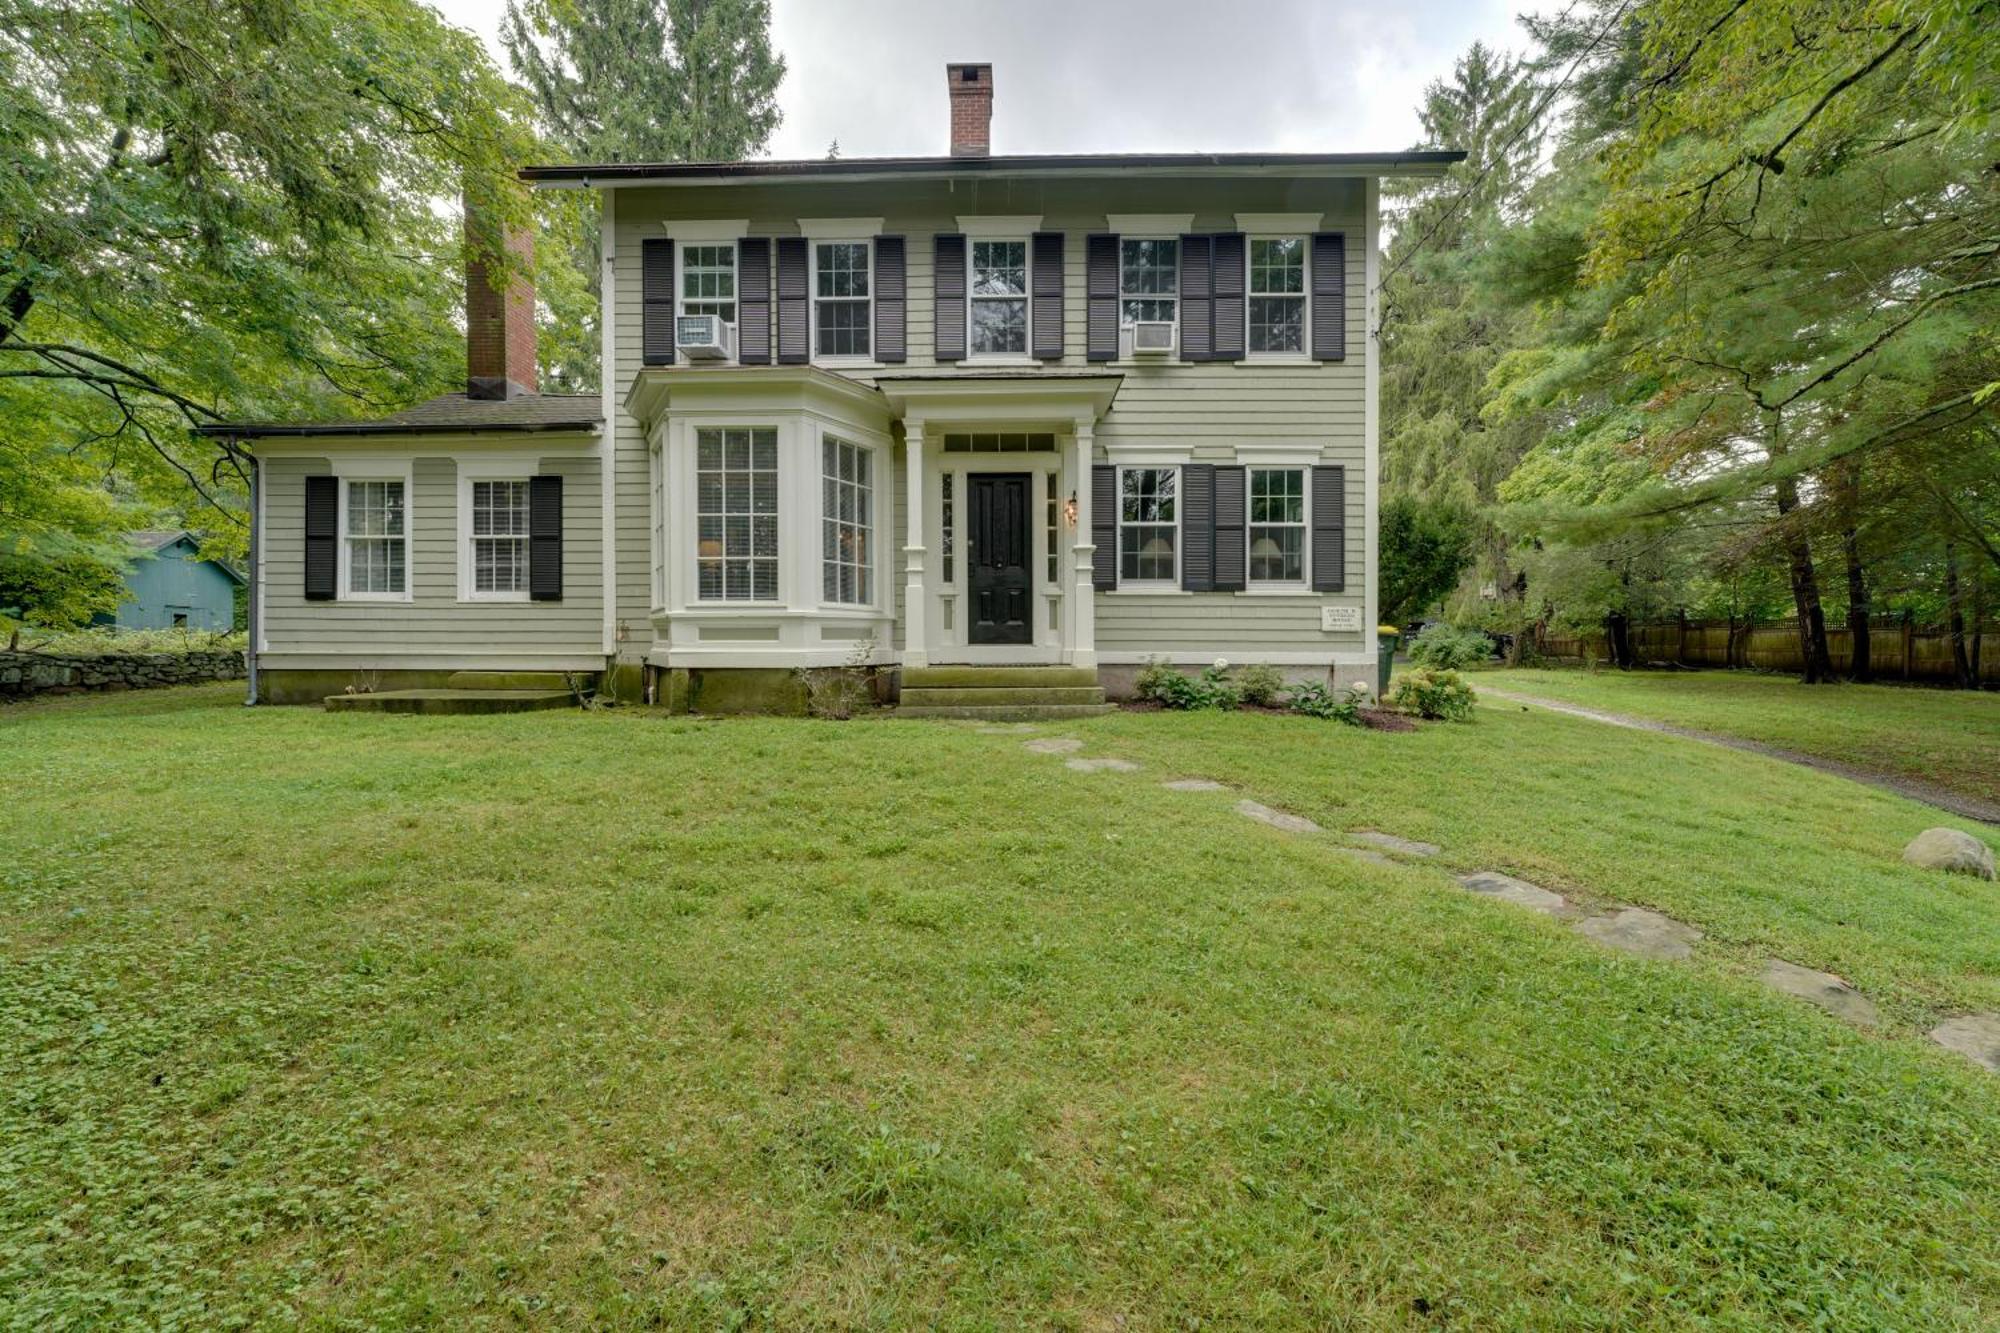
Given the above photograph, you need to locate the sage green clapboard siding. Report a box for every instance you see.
[611,174,1369,659]
[260,452,603,656]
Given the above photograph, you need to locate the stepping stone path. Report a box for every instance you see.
[1162,778,1227,792]
[1573,907,1703,962]
[1351,830,1440,857]
[1022,737,1083,754]
[1928,1014,2000,1073]
[1067,756,1140,773]
[1759,959,1880,1026]
[977,723,1039,735]
[1235,799,1321,834]
[1332,846,1396,866]
[1458,871,1568,916]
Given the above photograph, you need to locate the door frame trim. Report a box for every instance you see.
[966,470,1033,646]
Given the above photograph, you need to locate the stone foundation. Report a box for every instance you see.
[0,649,246,702]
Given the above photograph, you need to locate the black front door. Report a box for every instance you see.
[968,473,1032,644]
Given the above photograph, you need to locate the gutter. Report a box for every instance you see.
[520,150,1468,188]
[194,420,602,439]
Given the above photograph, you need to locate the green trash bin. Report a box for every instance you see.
[1377,627,1400,698]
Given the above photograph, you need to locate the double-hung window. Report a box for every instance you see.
[813,241,871,358]
[1119,238,1179,328]
[680,243,737,325]
[695,427,779,601]
[969,239,1029,355]
[343,479,407,598]
[1248,467,1307,584]
[1248,237,1308,354]
[468,479,530,598]
[1118,467,1178,584]
[821,435,873,605]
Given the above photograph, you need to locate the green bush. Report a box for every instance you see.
[1236,662,1286,707]
[1134,657,1181,702]
[1408,623,1494,671]
[1387,667,1478,721]
[1137,657,1240,711]
[8,624,247,656]
[1287,680,1366,724]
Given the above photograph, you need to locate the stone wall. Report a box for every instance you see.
[0,649,246,701]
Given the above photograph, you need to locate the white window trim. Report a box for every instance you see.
[675,239,741,362]
[1234,212,1323,234]
[1116,234,1181,360]
[663,219,749,244]
[1245,464,1310,591]
[456,458,536,603]
[809,236,876,367]
[1115,463,1181,592]
[331,458,413,603]
[1106,214,1193,235]
[691,423,784,606]
[967,235,1033,361]
[817,427,882,611]
[955,214,1042,238]
[1245,234,1312,363]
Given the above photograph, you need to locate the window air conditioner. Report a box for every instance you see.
[1131,320,1176,356]
[675,314,735,361]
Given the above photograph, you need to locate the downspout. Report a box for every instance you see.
[244,446,261,705]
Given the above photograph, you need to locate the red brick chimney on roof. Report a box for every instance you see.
[947,63,992,158]
[464,200,538,401]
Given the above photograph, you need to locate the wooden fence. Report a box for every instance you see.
[1536,616,1998,685]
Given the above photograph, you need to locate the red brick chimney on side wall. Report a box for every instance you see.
[465,199,538,401]
[948,63,993,158]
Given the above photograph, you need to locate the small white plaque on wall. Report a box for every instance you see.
[1321,605,1363,633]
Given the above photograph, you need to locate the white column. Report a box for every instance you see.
[902,419,929,667]
[1069,418,1097,668]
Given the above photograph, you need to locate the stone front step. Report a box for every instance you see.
[897,703,1116,722]
[902,685,1106,708]
[323,689,575,715]
[902,665,1100,690]
[445,670,588,692]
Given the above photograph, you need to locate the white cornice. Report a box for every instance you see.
[796,217,884,239]
[663,219,749,242]
[954,214,1043,237]
[1105,214,1194,236]
[1236,212,1324,234]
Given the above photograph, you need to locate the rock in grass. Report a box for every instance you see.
[1902,828,1996,880]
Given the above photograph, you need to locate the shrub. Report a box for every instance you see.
[1407,623,1493,671]
[1134,656,1181,702]
[1138,656,1240,710]
[796,635,876,720]
[1386,667,1478,722]
[1287,680,1366,724]
[1236,662,1285,707]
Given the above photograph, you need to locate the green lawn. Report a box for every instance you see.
[4,686,1999,1328]
[1484,666,2000,807]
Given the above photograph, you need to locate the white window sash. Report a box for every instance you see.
[967,237,1031,359]
[1117,236,1180,329]
[1246,467,1309,588]
[676,241,740,342]
[338,475,411,602]
[693,425,782,604]
[810,239,874,363]
[1116,465,1181,590]
[819,433,877,608]
[1245,235,1310,358]
[457,473,532,602]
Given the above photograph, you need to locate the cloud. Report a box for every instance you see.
[432,0,1540,160]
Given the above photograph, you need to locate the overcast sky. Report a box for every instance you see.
[430,0,1543,160]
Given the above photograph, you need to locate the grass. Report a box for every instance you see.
[1483,666,2000,807]
[3,685,1998,1328]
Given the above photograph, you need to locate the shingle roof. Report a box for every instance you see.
[199,392,603,439]
[123,530,246,582]
[521,150,1466,186]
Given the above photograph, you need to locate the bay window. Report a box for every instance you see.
[813,241,871,357]
[969,239,1029,355]
[695,427,779,601]
[821,434,873,605]
[1118,467,1178,584]
[1248,237,1308,354]
[1248,467,1307,584]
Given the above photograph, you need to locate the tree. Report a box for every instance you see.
[1379,496,1475,625]
[0,0,555,573]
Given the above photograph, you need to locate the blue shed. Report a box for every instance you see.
[101,531,244,631]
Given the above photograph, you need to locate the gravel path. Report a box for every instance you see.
[1485,688,2000,825]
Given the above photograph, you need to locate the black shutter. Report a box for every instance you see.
[304,474,337,601]
[1085,233,1119,363]
[737,237,771,365]
[776,237,808,364]
[1211,233,1246,361]
[1179,235,1213,362]
[1312,232,1346,361]
[875,235,906,363]
[641,238,675,367]
[933,234,966,361]
[1180,463,1215,591]
[1311,465,1346,592]
[529,473,563,601]
[1032,231,1064,360]
[1091,464,1117,590]
[1213,467,1246,592]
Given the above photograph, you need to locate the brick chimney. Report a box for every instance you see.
[947,63,992,157]
[464,199,538,401]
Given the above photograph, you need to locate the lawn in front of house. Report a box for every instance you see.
[3,685,1999,1328]
[1482,666,2000,806]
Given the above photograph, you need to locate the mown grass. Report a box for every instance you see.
[1483,666,2000,807]
[3,685,1998,1328]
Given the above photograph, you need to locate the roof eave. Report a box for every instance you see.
[197,420,603,440]
[522,150,1466,189]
